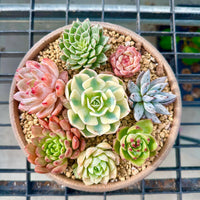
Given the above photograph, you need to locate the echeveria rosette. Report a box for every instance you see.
[110,45,141,78]
[65,68,130,137]
[59,19,110,70]
[128,69,176,123]
[25,112,86,174]
[73,142,119,185]
[114,119,158,166]
[13,58,68,118]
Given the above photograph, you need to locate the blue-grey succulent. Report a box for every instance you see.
[128,70,176,123]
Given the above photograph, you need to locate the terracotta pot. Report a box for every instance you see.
[9,22,182,192]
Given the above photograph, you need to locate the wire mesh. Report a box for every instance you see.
[0,0,200,200]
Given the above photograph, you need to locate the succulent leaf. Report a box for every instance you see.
[134,102,144,121]
[128,80,139,93]
[65,69,130,137]
[74,142,119,185]
[114,120,158,166]
[150,76,167,87]
[59,19,110,70]
[128,70,176,123]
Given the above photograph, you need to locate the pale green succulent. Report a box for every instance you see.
[59,19,110,70]
[73,142,119,185]
[65,68,130,137]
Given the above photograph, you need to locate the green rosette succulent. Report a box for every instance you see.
[59,19,111,70]
[114,119,158,166]
[73,142,119,185]
[65,68,130,137]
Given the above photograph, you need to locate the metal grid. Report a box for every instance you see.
[0,0,200,199]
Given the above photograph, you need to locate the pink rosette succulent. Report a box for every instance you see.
[14,58,68,118]
[110,45,141,78]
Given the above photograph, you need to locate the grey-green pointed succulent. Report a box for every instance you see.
[59,19,111,70]
[65,68,130,137]
[128,70,176,123]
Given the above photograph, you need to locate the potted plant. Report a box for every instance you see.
[9,19,181,192]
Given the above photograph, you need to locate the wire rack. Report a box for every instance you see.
[0,0,200,199]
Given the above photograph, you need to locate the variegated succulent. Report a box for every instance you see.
[73,142,119,185]
[114,119,158,166]
[65,68,130,137]
[14,58,68,118]
[25,110,86,174]
[59,19,110,70]
[128,70,176,123]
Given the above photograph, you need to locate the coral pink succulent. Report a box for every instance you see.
[14,58,68,118]
[110,45,141,78]
[25,110,86,174]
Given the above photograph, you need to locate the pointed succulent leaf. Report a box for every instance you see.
[117,127,129,140]
[113,139,120,154]
[135,119,153,134]
[136,71,145,87]
[143,102,156,114]
[128,80,139,93]
[140,70,150,86]
[141,82,150,96]
[145,110,161,123]
[134,102,144,121]
[150,76,167,87]
[129,93,142,102]
[142,95,154,102]
[152,102,170,115]
[149,83,168,92]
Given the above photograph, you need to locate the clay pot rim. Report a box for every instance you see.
[9,21,182,192]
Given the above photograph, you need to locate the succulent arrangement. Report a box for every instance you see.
[13,19,177,186]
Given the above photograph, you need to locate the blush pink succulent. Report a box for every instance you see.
[14,58,68,118]
[25,110,86,174]
[110,45,141,78]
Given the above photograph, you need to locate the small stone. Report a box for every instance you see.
[156,64,164,76]
[66,172,71,178]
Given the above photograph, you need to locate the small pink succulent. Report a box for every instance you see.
[25,110,86,174]
[110,45,141,78]
[14,58,68,118]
